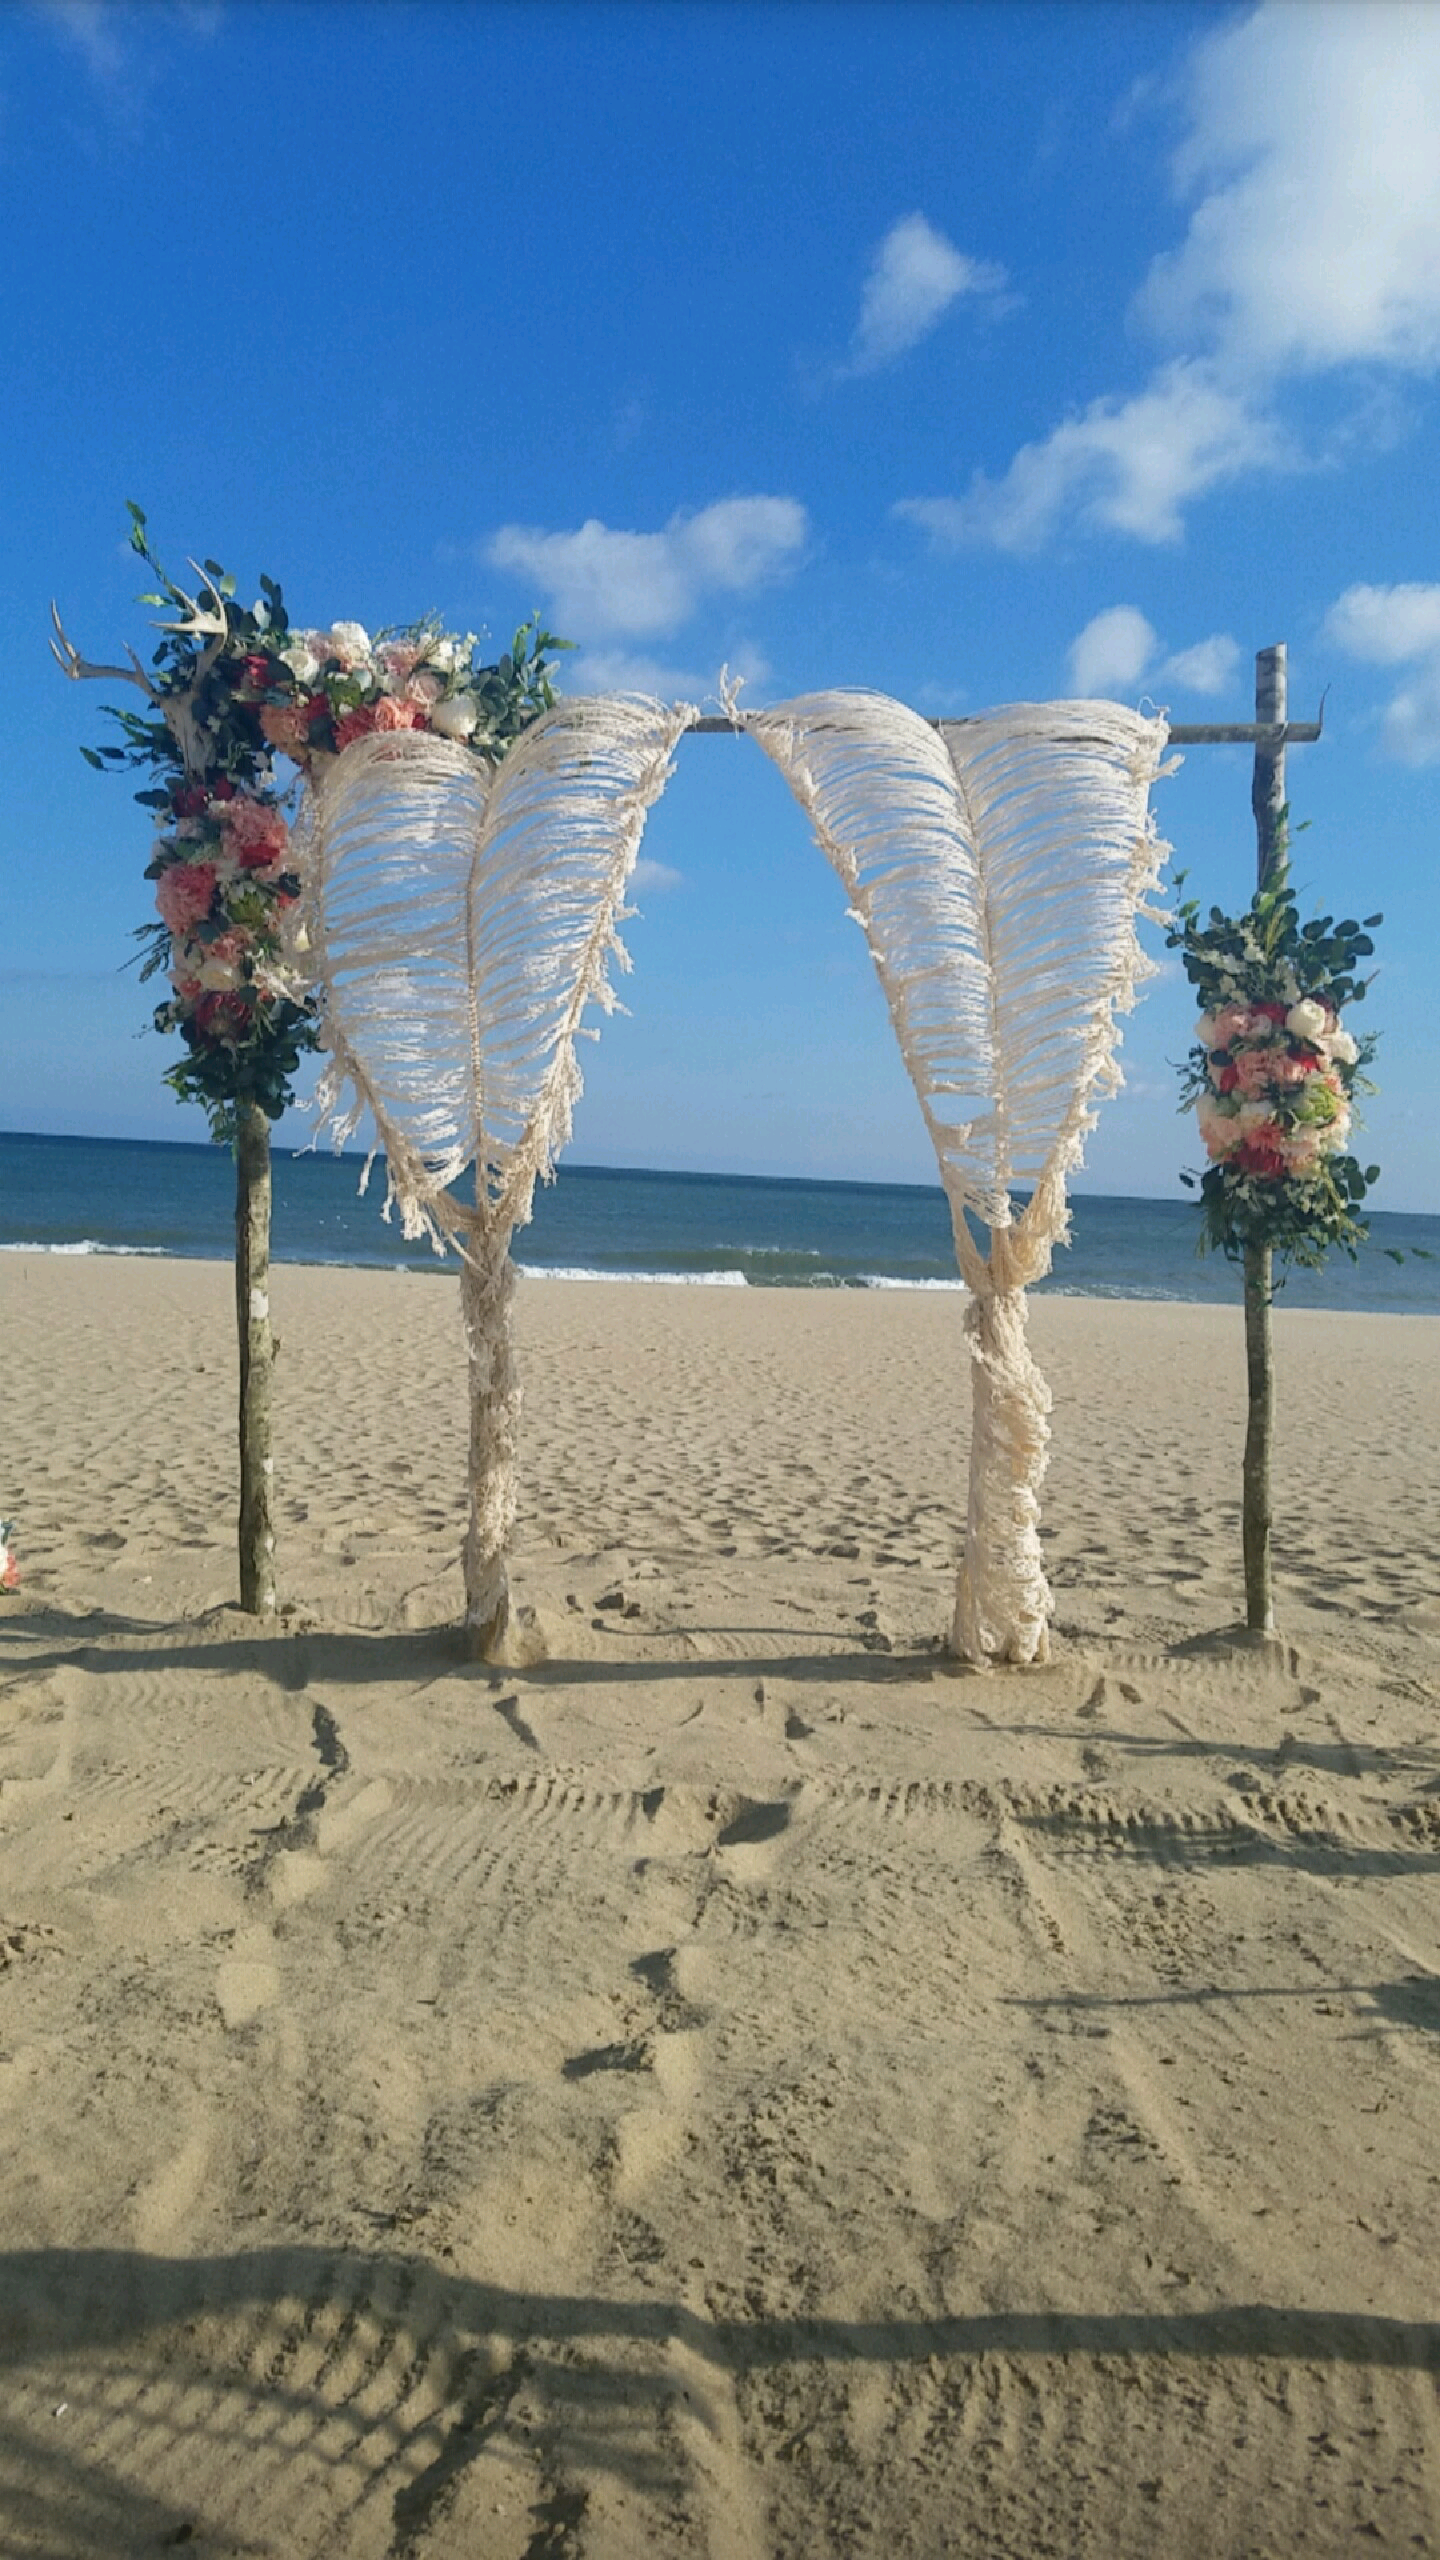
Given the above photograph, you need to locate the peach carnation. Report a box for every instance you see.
[260,702,313,760]
[334,696,428,752]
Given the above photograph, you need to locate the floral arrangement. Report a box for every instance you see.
[1168,847,1383,1268]
[58,505,568,1141]
[0,1520,17,1593]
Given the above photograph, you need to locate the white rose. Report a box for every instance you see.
[430,691,481,740]
[1194,1013,1218,1047]
[281,636,322,687]
[195,954,240,991]
[1286,998,1328,1042]
[1329,1027,1359,1065]
[326,620,373,669]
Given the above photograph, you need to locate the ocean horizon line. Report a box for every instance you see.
[5,1129,1434,1224]
[4,1130,1437,1314]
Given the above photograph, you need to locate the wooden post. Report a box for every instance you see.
[235,1099,277,1615]
[1241,643,1286,1639]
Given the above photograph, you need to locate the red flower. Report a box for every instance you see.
[211,776,237,801]
[1235,1132,1288,1181]
[240,653,271,691]
[194,990,252,1046]
[1256,1000,1288,1023]
[334,703,380,752]
[171,783,208,819]
[1217,1063,1240,1094]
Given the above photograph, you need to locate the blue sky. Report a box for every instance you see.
[3,0,1437,1208]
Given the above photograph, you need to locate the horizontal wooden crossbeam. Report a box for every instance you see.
[686,715,1323,746]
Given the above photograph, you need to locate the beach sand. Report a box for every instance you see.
[1,1251,1437,2556]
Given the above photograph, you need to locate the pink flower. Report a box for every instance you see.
[1209,1003,1256,1051]
[377,642,421,684]
[221,799,290,873]
[155,862,219,934]
[1232,1048,1276,1097]
[1196,1094,1240,1158]
[1268,1051,1311,1089]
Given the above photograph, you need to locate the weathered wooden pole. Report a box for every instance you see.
[1241,642,1287,1638]
[235,1099,277,1615]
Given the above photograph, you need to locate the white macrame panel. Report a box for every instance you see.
[300,695,695,1649]
[743,689,1171,1663]
[303,697,696,1247]
[743,691,1169,1273]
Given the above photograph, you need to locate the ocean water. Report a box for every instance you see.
[2,1130,1438,1314]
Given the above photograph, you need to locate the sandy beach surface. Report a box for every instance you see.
[1,1251,1437,2558]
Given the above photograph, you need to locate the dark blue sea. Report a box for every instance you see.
[2,1131,1437,1314]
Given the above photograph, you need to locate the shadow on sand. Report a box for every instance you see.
[2,2244,1438,2555]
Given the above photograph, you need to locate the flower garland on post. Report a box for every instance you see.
[55,505,567,1615]
[1168,841,1382,1634]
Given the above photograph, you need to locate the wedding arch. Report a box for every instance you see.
[54,513,1174,1666]
[302,690,1170,1665]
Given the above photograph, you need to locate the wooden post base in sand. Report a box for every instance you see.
[235,1099,277,1617]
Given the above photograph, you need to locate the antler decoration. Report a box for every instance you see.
[50,560,231,779]
[49,602,163,703]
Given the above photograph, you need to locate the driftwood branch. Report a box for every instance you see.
[1242,642,1288,1642]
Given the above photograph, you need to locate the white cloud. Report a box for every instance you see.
[1377,664,1440,767]
[564,640,771,705]
[899,2,1440,553]
[631,857,684,894]
[35,0,220,86]
[1068,606,1242,702]
[488,498,807,640]
[1139,2,1440,377]
[1323,582,1440,666]
[1158,632,1240,697]
[1325,581,1440,764]
[38,0,125,78]
[1069,606,1157,696]
[567,648,710,698]
[843,214,1005,375]
[899,360,1288,553]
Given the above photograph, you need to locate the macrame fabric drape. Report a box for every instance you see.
[301,698,695,1650]
[740,691,1171,1665]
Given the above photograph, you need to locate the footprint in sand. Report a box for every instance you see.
[215,1925,280,2029]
